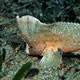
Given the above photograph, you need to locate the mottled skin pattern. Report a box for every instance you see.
[16,15,80,68]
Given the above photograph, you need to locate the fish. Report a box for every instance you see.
[16,15,80,68]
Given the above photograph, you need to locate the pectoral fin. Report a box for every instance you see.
[40,48,63,69]
[25,44,30,54]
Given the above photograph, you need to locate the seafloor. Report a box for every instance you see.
[0,0,80,80]
[0,13,80,80]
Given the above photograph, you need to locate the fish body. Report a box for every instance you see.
[16,15,80,68]
[17,16,80,55]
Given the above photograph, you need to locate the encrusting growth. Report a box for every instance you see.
[16,15,80,69]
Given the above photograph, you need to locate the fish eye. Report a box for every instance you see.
[30,46,33,48]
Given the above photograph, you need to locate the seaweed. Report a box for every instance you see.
[0,48,6,72]
[12,62,32,80]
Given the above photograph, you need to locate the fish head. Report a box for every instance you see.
[16,15,42,30]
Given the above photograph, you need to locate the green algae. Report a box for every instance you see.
[12,62,32,80]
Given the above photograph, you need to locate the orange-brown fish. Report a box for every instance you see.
[16,15,80,68]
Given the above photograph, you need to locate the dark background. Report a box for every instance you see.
[0,0,80,23]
